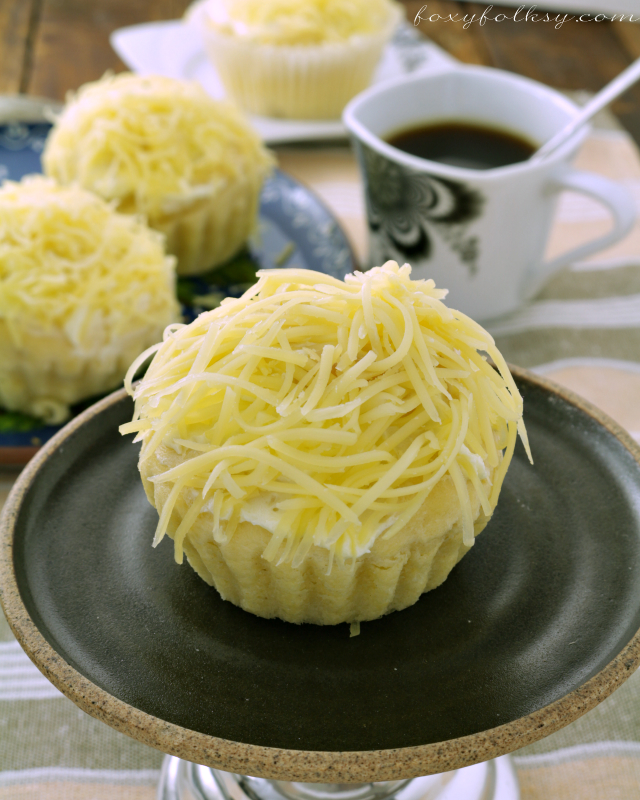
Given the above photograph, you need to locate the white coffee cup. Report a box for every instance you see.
[343,66,636,321]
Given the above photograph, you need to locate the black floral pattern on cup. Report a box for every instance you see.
[357,143,485,275]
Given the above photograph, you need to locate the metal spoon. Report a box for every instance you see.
[530,56,640,162]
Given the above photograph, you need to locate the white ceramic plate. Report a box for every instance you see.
[110,20,457,144]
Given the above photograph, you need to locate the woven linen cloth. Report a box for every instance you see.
[1,111,640,798]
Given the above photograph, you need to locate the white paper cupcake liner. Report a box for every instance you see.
[141,447,492,626]
[149,172,265,276]
[197,6,402,120]
[0,322,172,424]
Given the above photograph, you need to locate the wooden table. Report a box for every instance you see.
[1,0,640,145]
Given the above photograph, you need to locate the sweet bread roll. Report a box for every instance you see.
[0,176,180,423]
[122,261,530,624]
[43,73,274,275]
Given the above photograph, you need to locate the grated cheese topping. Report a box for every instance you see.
[43,73,274,218]
[0,176,179,339]
[0,176,180,419]
[198,0,400,45]
[122,261,530,567]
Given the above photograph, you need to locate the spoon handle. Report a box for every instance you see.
[532,56,640,162]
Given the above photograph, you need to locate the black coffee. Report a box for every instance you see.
[386,121,536,170]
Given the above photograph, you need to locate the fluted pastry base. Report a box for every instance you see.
[0,320,168,424]
[149,174,264,276]
[142,446,493,625]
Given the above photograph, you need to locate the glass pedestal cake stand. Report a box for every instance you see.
[2,368,640,800]
[156,755,519,800]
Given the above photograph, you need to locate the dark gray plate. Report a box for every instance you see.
[2,368,640,781]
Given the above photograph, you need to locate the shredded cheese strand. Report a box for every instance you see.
[125,261,529,565]
[43,73,274,219]
[0,176,180,422]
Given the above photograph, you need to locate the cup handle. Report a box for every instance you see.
[525,167,636,299]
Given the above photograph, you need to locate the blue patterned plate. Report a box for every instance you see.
[0,121,356,463]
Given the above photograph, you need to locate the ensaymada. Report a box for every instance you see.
[189,0,402,119]
[0,176,180,424]
[122,261,530,625]
[43,73,274,275]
